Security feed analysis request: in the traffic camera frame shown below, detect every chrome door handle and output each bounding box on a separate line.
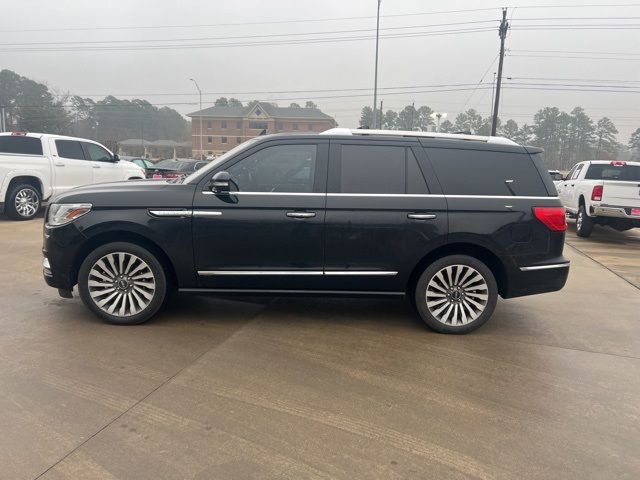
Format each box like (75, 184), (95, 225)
(54, 162), (65, 167)
(286, 212), (315, 218)
(93, 165), (101, 169)
(408, 213), (436, 220)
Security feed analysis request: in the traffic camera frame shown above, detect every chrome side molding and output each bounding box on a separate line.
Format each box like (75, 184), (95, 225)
(197, 270), (398, 276)
(519, 263), (570, 271)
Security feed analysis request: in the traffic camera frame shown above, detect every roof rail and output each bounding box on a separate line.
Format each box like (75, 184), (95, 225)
(320, 127), (519, 146)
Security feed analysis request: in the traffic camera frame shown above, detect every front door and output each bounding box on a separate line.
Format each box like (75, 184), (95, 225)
(324, 140), (448, 293)
(81, 141), (120, 183)
(192, 139), (328, 290)
(50, 139), (93, 194)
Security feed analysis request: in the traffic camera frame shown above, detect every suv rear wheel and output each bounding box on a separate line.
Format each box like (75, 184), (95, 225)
(576, 204), (594, 238)
(78, 242), (167, 325)
(414, 255), (498, 334)
(6, 183), (41, 220)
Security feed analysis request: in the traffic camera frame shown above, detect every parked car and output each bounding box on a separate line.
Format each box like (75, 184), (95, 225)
(120, 156), (155, 172)
(548, 169), (563, 185)
(146, 158), (207, 179)
(0, 132), (145, 220)
(42, 128), (569, 333)
(557, 160), (640, 237)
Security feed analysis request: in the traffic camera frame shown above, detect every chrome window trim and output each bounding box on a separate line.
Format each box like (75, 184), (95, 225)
(192, 211), (223, 217)
(519, 263), (570, 271)
(197, 270), (398, 276)
(201, 191), (559, 200)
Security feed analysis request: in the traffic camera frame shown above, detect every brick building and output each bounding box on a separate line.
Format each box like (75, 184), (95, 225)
(187, 102), (337, 158)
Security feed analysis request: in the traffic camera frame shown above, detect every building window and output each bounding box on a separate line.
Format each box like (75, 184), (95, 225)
(236, 121), (242, 129)
(221, 121), (227, 129)
(221, 137), (228, 144)
(255, 108), (262, 116)
(207, 120), (212, 129)
(276, 122), (283, 130)
(207, 151), (213, 155)
(293, 123), (299, 130)
(236, 137), (242, 144)
(249, 121), (268, 130)
(308, 124), (313, 131)
(207, 136), (212, 144)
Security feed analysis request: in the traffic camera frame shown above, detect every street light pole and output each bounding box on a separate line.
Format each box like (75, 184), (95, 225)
(190, 78), (203, 159)
(372, 0), (381, 129)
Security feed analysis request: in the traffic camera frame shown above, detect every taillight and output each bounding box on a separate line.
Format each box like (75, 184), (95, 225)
(533, 206), (566, 232)
(610, 161), (626, 166)
(591, 185), (603, 201)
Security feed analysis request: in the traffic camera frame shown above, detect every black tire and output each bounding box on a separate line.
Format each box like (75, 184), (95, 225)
(414, 255), (498, 334)
(5, 183), (41, 220)
(576, 204), (594, 238)
(78, 242), (167, 325)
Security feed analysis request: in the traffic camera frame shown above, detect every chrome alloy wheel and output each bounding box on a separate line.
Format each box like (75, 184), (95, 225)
(576, 210), (583, 231)
(14, 188), (39, 218)
(425, 264), (489, 326)
(87, 252), (156, 317)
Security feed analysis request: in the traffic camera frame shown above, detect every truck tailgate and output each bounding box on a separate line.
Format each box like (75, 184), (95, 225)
(603, 181), (640, 208)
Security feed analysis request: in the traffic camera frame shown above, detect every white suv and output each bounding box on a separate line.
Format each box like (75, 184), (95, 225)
(0, 132), (145, 220)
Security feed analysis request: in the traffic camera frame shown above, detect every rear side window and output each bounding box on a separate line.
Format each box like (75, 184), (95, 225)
(426, 148), (548, 196)
(0, 136), (43, 155)
(55, 140), (85, 160)
(340, 145), (405, 194)
(585, 164), (640, 181)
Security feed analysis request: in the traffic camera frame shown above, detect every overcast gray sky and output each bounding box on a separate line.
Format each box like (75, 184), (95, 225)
(2, 0), (639, 139)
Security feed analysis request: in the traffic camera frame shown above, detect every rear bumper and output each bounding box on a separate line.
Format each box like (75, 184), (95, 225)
(0, 202), (4, 214)
(504, 259), (570, 299)
(591, 204), (640, 220)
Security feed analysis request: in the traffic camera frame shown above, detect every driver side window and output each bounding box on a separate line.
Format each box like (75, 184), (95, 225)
(227, 144), (317, 193)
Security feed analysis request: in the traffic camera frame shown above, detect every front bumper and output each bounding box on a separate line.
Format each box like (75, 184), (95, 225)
(42, 221), (87, 290)
(591, 204), (640, 220)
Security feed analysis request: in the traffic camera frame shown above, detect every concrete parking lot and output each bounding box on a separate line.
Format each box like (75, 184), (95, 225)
(0, 216), (639, 480)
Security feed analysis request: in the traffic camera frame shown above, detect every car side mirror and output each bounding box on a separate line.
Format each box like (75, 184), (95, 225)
(112, 153), (120, 162)
(210, 171), (231, 194)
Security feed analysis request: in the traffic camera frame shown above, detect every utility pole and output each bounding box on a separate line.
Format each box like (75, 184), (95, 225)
(190, 78), (203, 159)
(491, 8), (509, 136)
(489, 72), (497, 119)
(379, 100), (383, 129)
(372, 0), (382, 129)
(0, 106), (6, 132)
(410, 101), (415, 130)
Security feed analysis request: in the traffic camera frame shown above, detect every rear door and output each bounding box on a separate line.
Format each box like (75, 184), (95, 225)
(51, 139), (93, 193)
(192, 139), (328, 290)
(324, 139), (448, 293)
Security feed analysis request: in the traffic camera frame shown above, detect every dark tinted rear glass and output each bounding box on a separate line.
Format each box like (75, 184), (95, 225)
(340, 145), (405, 194)
(426, 148), (549, 196)
(55, 140), (85, 160)
(407, 148), (429, 194)
(585, 164), (640, 181)
(0, 136), (43, 155)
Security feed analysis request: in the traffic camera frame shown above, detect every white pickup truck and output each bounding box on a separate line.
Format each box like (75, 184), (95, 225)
(557, 160), (640, 237)
(0, 132), (145, 220)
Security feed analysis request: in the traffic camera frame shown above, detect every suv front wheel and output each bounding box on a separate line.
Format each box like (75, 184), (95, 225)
(414, 255), (498, 334)
(78, 242), (167, 325)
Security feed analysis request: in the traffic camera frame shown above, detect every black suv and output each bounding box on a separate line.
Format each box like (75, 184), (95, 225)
(42, 129), (569, 333)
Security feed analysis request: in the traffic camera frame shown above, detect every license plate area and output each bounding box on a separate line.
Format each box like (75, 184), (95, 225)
(631, 208), (640, 216)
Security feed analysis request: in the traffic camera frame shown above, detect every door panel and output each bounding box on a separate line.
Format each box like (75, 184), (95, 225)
(81, 142), (121, 184)
(192, 140), (328, 290)
(324, 140), (448, 292)
(50, 139), (93, 194)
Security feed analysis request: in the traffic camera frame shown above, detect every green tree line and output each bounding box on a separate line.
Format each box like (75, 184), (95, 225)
(0, 69), (190, 151)
(360, 104), (639, 170)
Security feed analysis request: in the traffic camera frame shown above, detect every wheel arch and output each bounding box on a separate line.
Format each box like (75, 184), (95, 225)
(407, 242), (509, 298)
(6, 175), (44, 198)
(72, 230), (178, 288)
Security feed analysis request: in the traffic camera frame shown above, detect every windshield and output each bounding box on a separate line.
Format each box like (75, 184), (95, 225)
(182, 137), (262, 184)
(585, 164), (640, 181)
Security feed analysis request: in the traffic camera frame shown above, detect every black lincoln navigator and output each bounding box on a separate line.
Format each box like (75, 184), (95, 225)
(42, 128), (569, 333)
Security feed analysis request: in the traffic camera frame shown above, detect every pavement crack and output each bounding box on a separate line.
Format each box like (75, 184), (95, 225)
(565, 242), (639, 291)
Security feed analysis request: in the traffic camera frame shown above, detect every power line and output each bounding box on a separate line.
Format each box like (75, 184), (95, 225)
(511, 49), (640, 56)
(508, 53), (640, 61)
(0, 27), (497, 53)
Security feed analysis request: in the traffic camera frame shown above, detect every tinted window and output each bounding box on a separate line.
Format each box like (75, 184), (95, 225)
(585, 164), (640, 181)
(55, 140), (85, 160)
(227, 144), (317, 193)
(83, 142), (112, 162)
(571, 164), (583, 180)
(406, 148), (429, 194)
(0, 136), (43, 155)
(340, 145), (405, 194)
(426, 148), (548, 196)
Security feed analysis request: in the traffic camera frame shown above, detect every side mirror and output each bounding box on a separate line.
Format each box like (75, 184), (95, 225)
(113, 153), (120, 162)
(210, 171), (231, 194)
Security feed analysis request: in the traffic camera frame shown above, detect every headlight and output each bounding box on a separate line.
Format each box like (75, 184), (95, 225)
(48, 203), (92, 227)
